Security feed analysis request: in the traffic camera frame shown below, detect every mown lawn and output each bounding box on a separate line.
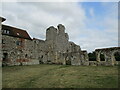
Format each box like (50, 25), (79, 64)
(2, 64), (118, 88)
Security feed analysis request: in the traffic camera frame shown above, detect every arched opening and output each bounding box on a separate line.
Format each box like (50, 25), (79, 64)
(65, 55), (71, 65)
(25, 54), (28, 58)
(88, 52), (96, 61)
(3, 53), (8, 61)
(114, 52), (120, 61)
(41, 55), (43, 58)
(39, 55), (43, 64)
(2, 53), (8, 66)
(100, 53), (105, 61)
(67, 50), (68, 52)
(66, 60), (71, 65)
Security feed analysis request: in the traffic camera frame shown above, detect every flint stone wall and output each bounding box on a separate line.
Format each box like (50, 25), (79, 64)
(95, 47), (120, 66)
(2, 23), (119, 66)
(2, 35), (39, 66)
(2, 24), (88, 66)
(45, 24), (82, 65)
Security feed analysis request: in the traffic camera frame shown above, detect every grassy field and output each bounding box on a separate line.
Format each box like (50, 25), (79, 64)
(2, 64), (118, 88)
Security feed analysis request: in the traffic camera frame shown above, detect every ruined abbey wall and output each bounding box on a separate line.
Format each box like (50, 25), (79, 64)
(1, 18), (119, 66)
(44, 24), (90, 65)
(95, 47), (120, 66)
(2, 35), (39, 66)
(2, 24), (88, 66)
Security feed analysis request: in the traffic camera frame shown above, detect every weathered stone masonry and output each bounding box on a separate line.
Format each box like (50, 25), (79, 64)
(0, 17), (6, 66)
(1, 24), (89, 66)
(95, 47), (120, 66)
(1, 18), (120, 66)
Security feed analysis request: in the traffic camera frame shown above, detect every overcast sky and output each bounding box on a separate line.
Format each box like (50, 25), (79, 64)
(1, 1), (118, 52)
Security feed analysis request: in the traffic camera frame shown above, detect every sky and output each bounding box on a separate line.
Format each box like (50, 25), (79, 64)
(1, 1), (118, 52)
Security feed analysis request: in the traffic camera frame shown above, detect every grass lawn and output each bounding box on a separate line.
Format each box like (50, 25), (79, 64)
(2, 64), (118, 88)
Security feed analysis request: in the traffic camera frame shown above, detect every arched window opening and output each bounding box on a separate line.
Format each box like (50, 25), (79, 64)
(88, 52), (96, 61)
(25, 54), (28, 58)
(66, 60), (71, 65)
(39, 55), (44, 64)
(65, 56), (71, 65)
(3, 53), (8, 61)
(100, 54), (105, 61)
(114, 52), (120, 61)
(41, 55), (43, 59)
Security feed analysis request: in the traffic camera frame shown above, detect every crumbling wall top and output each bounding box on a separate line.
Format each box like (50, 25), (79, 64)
(57, 24), (65, 34)
(46, 26), (57, 31)
(0, 17), (6, 22)
(33, 38), (45, 43)
(95, 47), (120, 52)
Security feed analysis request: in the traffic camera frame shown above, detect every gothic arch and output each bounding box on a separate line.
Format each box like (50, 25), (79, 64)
(100, 53), (105, 61)
(96, 51), (106, 62)
(111, 50), (120, 65)
(111, 50), (119, 60)
(114, 52), (120, 61)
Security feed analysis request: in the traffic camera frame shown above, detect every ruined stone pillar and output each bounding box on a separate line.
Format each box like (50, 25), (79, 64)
(110, 52), (115, 66)
(105, 52), (114, 66)
(81, 51), (89, 66)
(95, 51), (101, 66)
(46, 26), (57, 41)
(95, 51), (100, 62)
(57, 24), (65, 34)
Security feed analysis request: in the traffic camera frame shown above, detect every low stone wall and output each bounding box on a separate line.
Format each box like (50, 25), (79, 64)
(89, 61), (97, 66)
(2, 59), (39, 66)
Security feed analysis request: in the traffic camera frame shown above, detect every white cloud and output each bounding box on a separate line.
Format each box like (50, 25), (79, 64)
(89, 8), (94, 17)
(1, 0), (120, 2)
(2, 2), (86, 39)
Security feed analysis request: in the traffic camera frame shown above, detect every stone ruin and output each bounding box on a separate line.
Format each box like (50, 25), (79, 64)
(88, 47), (120, 66)
(95, 47), (120, 66)
(0, 17), (119, 66)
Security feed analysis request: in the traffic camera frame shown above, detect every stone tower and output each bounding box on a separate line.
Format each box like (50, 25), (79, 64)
(46, 26), (57, 41)
(57, 24), (69, 53)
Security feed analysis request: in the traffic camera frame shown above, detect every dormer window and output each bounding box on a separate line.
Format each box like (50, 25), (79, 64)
(3, 30), (6, 33)
(2, 29), (10, 34)
(6, 30), (10, 34)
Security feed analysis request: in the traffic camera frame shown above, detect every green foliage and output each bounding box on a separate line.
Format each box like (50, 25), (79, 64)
(88, 52), (96, 61)
(100, 54), (105, 61)
(114, 52), (120, 61)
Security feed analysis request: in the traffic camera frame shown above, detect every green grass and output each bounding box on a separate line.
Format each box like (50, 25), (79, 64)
(2, 64), (118, 88)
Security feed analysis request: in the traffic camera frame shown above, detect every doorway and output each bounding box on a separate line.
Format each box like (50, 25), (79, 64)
(100, 53), (105, 61)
